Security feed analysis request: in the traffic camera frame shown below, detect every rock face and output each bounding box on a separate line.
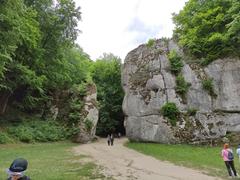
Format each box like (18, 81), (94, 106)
(74, 83), (99, 143)
(122, 39), (240, 144)
(44, 83), (99, 143)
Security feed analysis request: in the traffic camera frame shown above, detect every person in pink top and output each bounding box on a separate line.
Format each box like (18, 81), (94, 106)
(221, 143), (237, 177)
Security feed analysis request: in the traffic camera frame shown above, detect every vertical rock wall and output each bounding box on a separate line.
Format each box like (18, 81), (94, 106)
(122, 39), (240, 144)
(74, 83), (99, 143)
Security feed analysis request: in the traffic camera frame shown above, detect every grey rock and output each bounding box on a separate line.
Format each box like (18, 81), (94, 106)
(122, 39), (240, 144)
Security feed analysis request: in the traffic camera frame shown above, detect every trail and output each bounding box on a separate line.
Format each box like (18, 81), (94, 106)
(73, 138), (221, 180)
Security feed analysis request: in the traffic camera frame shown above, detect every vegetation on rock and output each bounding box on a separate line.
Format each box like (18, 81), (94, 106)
(175, 75), (191, 98)
(202, 78), (216, 97)
(187, 108), (198, 116)
(168, 50), (184, 75)
(146, 38), (155, 48)
(161, 102), (180, 126)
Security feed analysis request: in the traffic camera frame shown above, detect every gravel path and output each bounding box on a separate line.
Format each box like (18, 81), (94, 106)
(73, 138), (221, 180)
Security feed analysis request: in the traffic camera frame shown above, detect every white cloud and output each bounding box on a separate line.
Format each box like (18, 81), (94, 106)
(74, 0), (188, 61)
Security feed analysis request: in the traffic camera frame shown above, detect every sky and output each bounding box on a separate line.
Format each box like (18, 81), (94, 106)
(74, 0), (188, 61)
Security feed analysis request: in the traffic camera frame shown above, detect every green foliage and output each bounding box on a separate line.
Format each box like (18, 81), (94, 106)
(202, 78), (216, 97)
(0, 0), (84, 115)
(175, 75), (191, 96)
(84, 119), (93, 132)
(7, 120), (67, 143)
(91, 53), (124, 136)
(0, 132), (13, 144)
(187, 108), (198, 116)
(161, 102), (180, 126)
(168, 50), (184, 75)
(173, 0), (240, 64)
(146, 38), (155, 48)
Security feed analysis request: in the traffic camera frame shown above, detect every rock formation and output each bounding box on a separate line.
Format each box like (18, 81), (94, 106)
(122, 39), (240, 144)
(44, 83), (99, 143)
(74, 83), (99, 143)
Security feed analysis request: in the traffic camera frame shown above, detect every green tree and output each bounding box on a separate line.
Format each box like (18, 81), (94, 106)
(0, 0), (42, 114)
(173, 0), (239, 64)
(0, 0), (82, 114)
(91, 54), (124, 136)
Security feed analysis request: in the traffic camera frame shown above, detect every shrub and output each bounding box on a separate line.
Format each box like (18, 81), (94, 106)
(202, 78), (216, 97)
(168, 50), (184, 75)
(84, 119), (93, 132)
(0, 132), (13, 144)
(8, 126), (34, 143)
(187, 108), (198, 116)
(146, 38), (155, 48)
(7, 120), (67, 143)
(175, 75), (191, 96)
(161, 102), (180, 126)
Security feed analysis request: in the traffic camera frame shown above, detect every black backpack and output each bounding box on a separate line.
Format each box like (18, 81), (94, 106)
(228, 150), (234, 161)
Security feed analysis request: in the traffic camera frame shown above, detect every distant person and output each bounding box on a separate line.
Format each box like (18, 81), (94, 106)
(6, 158), (31, 180)
(118, 132), (121, 138)
(221, 143), (237, 177)
(107, 134), (111, 146)
(110, 133), (114, 146)
(236, 144), (240, 163)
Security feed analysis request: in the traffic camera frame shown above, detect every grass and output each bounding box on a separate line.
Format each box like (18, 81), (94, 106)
(126, 142), (240, 179)
(0, 142), (106, 180)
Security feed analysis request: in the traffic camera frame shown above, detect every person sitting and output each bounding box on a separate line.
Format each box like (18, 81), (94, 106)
(6, 158), (31, 180)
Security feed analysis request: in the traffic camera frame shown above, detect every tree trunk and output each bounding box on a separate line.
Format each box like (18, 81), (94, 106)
(0, 90), (11, 115)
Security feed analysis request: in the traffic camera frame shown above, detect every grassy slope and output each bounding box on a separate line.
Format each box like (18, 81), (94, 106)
(126, 142), (240, 178)
(0, 142), (105, 180)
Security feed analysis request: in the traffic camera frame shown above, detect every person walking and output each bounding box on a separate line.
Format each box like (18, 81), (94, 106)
(221, 143), (238, 178)
(110, 133), (114, 146)
(6, 158), (31, 180)
(107, 134), (111, 146)
(236, 144), (240, 163)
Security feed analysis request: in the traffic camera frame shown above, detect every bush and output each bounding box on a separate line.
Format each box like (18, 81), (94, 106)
(7, 120), (67, 143)
(0, 132), (13, 144)
(161, 102), (180, 126)
(168, 50), (184, 75)
(84, 119), (93, 132)
(146, 38), (155, 48)
(202, 78), (216, 97)
(175, 75), (191, 95)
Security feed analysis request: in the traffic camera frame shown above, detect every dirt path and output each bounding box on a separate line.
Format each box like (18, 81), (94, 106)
(73, 138), (221, 180)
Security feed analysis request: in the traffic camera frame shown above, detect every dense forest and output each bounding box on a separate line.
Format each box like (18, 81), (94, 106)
(0, 0), (124, 143)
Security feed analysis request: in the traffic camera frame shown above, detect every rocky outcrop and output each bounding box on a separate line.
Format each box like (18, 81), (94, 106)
(74, 83), (99, 143)
(44, 83), (99, 143)
(122, 39), (240, 144)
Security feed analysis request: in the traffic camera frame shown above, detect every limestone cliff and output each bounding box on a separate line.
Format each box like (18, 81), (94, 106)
(122, 39), (240, 144)
(74, 83), (99, 143)
(45, 83), (99, 143)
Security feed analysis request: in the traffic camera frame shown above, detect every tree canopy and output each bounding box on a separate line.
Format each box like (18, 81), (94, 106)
(173, 0), (240, 65)
(91, 54), (124, 136)
(0, 0), (83, 113)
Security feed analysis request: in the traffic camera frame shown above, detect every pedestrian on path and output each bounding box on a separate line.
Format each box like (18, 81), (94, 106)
(110, 133), (114, 146)
(221, 143), (238, 178)
(107, 134), (111, 146)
